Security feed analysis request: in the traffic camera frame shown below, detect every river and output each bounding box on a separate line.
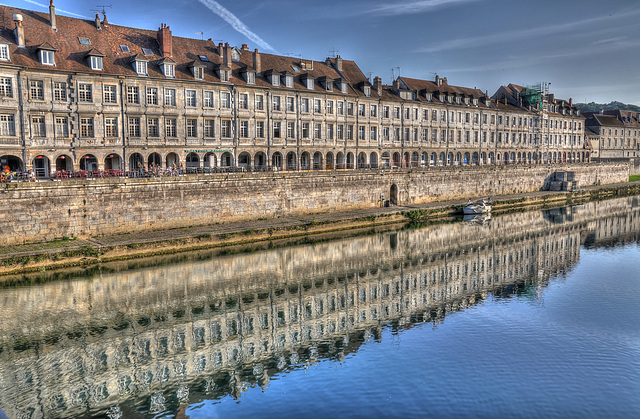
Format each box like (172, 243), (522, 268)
(1, 197), (639, 418)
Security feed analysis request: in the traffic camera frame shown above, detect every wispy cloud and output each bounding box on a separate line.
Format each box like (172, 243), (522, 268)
(197, 0), (276, 52)
(21, 0), (89, 18)
(419, 9), (640, 53)
(364, 0), (483, 16)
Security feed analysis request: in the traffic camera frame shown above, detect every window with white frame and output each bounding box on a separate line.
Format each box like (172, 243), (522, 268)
(347, 103), (354, 116)
(146, 87), (158, 105)
(148, 117), (159, 137)
(337, 124), (344, 140)
(166, 118), (177, 137)
(247, 72), (255, 84)
(163, 63), (175, 78)
(327, 100), (334, 114)
(135, 60), (147, 76)
(220, 69), (230, 82)
(239, 93), (248, 109)
(78, 83), (92, 102)
(30, 80), (44, 100)
(0, 114), (15, 136)
(128, 117), (140, 137)
(314, 99), (322, 114)
(186, 119), (197, 137)
(272, 95), (281, 111)
(204, 91), (214, 107)
(364, 86), (370, 97)
(80, 117), (94, 137)
(186, 90), (196, 107)
(220, 92), (230, 109)
(287, 122), (295, 138)
(337, 101), (344, 115)
(89, 56), (103, 71)
(193, 66), (204, 80)
(256, 94), (264, 110)
(256, 121), (265, 138)
(204, 119), (215, 137)
(31, 116), (45, 137)
(0, 77), (12, 97)
(358, 125), (365, 140)
(0, 44), (9, 61)
(102, 85), (117, 103)
(314, 123), (322, 139)
(370, 126), (377, 141)
(221, 120), (231, 137)
(165, 88), (176, 106)
(273, 121), (281, 138)
(126, 86), (139, 104)
(327, 123), (334, 140)
(358, 104), (365, 117)
(286, 97), (295, 112)
(39, 50), (55, 66)
(104, 117), (117, 137)
(347, 125), (353, 140)
(55, 116), (69, 137)
(285, 75), (293, 88)
(302, 122), (310, 139)
(370, 105), (377, 117)
(301, 98), (309, 113)
(53, 82), (66, 101)
(239, 120), (249, 137)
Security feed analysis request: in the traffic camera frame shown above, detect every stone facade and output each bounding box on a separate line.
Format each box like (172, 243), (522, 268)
(0, 162), (629, 245)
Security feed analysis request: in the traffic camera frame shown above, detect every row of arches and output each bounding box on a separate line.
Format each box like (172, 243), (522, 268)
(1, 149), (591, 177)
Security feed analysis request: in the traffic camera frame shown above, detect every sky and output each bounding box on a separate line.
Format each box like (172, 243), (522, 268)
(9, 0), (640, 105)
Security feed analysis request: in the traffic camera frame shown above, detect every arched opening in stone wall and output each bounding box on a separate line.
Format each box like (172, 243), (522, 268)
(104, 154), (121, 170)
(271, 152), (283, 170)
(336, 152), (344, 169)
(148, 152), (161, 168)
(237, 152), (251, 168)
(430, 152), (436, 166)
(79, 154), (97, 172)
(204, 152), (217, 168)
(392, 152), (400, 167)
(370, 152), (379, 169)
(33, 155), (51, 177)
(166, 152), (180, 168)
(300, 151), (311, 170)
(325, 152), (334, 170)
(286, 151), (297, 170)
(254, 152), (267, 169)
(129, 153), (144, 171)
(186, 152), (200, 168)
(56, 154), (73, 171)
(381, 152), (390, 168)
(357, 152), (367, 169)
(313, 152), (323, 170)
(390, 183), (398, 206)
(0, 155), (23, 172)
(346, 152), (355, 169)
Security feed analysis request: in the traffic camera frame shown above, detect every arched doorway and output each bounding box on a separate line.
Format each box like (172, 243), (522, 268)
(438, 152), (445, 166)
(313, 152), (323, 170)
(430, 152), (436, 166)
(326, 152), (334, 170)
(220, 152), (233, 167)
(381, 152), (391, 168)
(166, 152), (179, 169)
(370, 152), (379, 169)
(447, 152), (453, 166)
(33, 155), (51, 177)
(80, 154), (97, 171)
(472, 152), (479, 165)
(421, 152), (427, 167)
(254, 152), (267, 170)
(286, 151), (297, 170)
(346, 152), (355, 169)
(390, 183), (398, 206)
(411, 151), (419, 167)
(392, 152), (401, 167)
(104, 154), (121, 170)
(0, 155), (23, 172)
(129, 153), (144, 171)
(56, 154), (73, 171)
(148, 152), (161, 168)
(464, 152), (470, 165)
(186, 152), (200, 168)
(357, 152), (367, 169)
(455, 152), (461, 165)
(237, 151), (251, 169)
(300, 151), (311, 170)
(204, 152), (217, 168)
(403, 152), (410, 168)
(272, 152), (283, 170)
(336, 152), (345, 169)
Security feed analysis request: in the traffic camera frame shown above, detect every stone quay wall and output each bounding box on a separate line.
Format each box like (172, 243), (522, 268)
(1, 162), (629, 245)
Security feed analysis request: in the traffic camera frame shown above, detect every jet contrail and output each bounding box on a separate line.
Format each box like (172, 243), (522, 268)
(197, 0), (277, 52)
(21, 0), (90, 18)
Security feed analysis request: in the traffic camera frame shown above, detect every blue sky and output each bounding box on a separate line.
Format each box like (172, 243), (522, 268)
(11, 0), (640, 105)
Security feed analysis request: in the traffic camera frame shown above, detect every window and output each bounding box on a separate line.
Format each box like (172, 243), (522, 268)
(370, 105), (377, 117)
(127, 86), (139, 104)
(142, 48), (153, 55)
(327, 123), (334, 140)
(163, 63), (175, 78)
(186, 119), (197, 137)
(120, 45), (130, 52)
(287, 122), (295, 138)
(347, 125), (353, 140)
(128, 117), (140, 137)
(348, 103), (354, 116)
(220, 69), (230, 82)
(204, 91), (214, 107)
(314, 99), (322, 114)
(39, 50), (55, 66)
(370, 126), (377, 141)
(186, 90), (196, 107)
(78, 83), (92, 102)
(239, 93), (248, 109)
(302, 122), (310, 139)
(327, 100), (334, 114)
(395, 107), (400, 119)
(0, 77), (12, 97)
(0, 44), (10, 61)
(166, 118), (177, 137)
(256, 121), (265, 138)
(221, 92), (231, 109)
(104, 117), (117, 137)
(273, 121), (281, 138)
(193, 66), (204, 80)
(31, 116), (45, 137)
(358, 125), (365, 140)
(204, 119), (215, 137)
(256, 95), (264, 110)
(30, 80), (44, 100)
(383, 127), (390, 141)
(221, 120), (231, 138)
(80, 117), (94, 137)
(314, 123), (322, 139)
(198, 55), (210, 62)
(89, 56), (103, 71)
(301, 98), (309, 113)
(165, 88), (176, 106)
(337, 124), (344, 140)
(364, 86), (371, 97)
(338, 101), (344, 115)
(147, 117), (159, 137)
(135, 60), (147, 76)
(55, 116), (69, 137)
(358, 104), (365, 117)
(285, 75), (293, 88)
(286, 97), (295, 112)
(146, 87), (158, 105)
(0, 114), (15, 136)
(52, 82), (66, 101)
(247, 72), (255, 84)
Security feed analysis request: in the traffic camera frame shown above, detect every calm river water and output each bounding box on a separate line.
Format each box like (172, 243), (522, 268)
(1, 197), (640, 418)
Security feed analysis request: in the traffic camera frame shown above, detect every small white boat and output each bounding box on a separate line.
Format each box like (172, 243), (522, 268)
(463, 198), (492, 215)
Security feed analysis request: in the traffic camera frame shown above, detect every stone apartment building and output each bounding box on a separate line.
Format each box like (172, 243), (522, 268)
(583, 110), (640, 159)
(0, 2), (588, 177)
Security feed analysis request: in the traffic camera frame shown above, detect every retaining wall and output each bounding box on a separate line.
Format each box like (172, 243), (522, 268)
(0, 162), (629, 245)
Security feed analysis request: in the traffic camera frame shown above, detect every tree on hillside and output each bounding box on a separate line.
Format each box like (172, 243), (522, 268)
(576, 101), (640, 113)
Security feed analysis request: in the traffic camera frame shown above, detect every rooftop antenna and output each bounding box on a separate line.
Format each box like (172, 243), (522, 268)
(329, 47), (339, 58)
(91, 5), (111, 19)
(366, 72), (373, 83)
(286, 53), (303, 60)
(195, 31), (204, 41)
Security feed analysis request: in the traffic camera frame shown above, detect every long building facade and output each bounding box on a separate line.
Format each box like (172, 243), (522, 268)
(0, 3), (588, 177)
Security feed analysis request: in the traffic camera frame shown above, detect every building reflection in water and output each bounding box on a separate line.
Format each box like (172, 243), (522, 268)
(0, 196), (639, 418)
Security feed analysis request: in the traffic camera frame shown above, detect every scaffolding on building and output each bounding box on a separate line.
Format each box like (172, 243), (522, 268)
(520, 83), (545, 111)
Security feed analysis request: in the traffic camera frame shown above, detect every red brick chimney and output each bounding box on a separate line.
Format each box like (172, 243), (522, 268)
(253, 48), (261, 73)
(569, 98), (573, 107)
(157, 23), (172, 57)
(218, 42), (223, 57)
(373, 76), (382, 96)
(103, 12), (109, 27)
(224, 42), (231, 67)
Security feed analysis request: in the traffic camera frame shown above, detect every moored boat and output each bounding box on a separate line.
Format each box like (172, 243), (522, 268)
(463, 198), (492, 215)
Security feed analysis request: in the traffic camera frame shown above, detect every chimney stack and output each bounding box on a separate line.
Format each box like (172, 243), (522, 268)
(373, 76), (382, 96)
(335, 55), (343, 72)
(157, 23), (172, 57)
(49, 0), (56, 30)
(253, 48), (261, 73)
(13, 14), (24, 48)
(103, 12), (109, 27)
(241, 44), (249, 51)
(435, 74), (440, 86)
(218, 43), (223, 57)
(95, 14), (101, 30)
(569, 98), (573, 107)
(224, 42), (231, 67)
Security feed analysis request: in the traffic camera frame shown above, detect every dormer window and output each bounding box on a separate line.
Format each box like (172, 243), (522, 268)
(447, 95), (453, 103)
(218, 66), (230, 82)
(231, 48), (240, 62)
(246, 71), (255, 84)
(425, 93), (432, 101)
(304, 76), (314, 90)
(326, 80), (333, 92)
(86, 49), (105, 71)
(463, 97), (469, 105)
(439, 94), (445, 102)
(335, 78), (347, 94)
(285, 75), (293, 88)
(364, 86), (371, 97)
(473, 98), (478, 106)
(0, 44), (11, 61)
(131, 55), (148, 76)
(37, 43), (57, 66)
(159, 58), (176, 78)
